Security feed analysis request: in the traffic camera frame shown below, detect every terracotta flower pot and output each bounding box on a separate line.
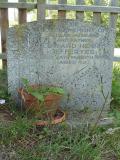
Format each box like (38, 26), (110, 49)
(18, 85), (63, 118)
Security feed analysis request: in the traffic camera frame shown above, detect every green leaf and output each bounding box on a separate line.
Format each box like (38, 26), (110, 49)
(49, 87), (64, 95)
(27, 86), (34, 93)
(31, 92), (44, 102)
(21, 78), (29, 87)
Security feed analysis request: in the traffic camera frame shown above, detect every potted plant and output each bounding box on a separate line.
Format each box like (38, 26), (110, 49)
(18, 78), (65, 126)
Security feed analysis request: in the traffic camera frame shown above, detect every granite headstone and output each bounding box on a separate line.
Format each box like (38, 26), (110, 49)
(7, 20), (115, 110)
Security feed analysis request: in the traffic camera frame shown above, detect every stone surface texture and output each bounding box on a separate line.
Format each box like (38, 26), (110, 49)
(7, 20), (115, 110)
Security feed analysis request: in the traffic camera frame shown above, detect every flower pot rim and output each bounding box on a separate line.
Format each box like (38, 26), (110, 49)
(34, 109), (66, 126)
(18, 84), (64, 96)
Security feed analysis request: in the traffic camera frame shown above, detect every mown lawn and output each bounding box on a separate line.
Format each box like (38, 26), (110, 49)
(0, 63), (120, 160)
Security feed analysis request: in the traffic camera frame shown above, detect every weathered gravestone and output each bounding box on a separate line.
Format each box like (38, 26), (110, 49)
(7, 20), (115, 110)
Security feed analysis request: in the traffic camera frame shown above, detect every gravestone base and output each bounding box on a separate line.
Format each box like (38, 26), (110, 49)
(65, 109), (114, 128)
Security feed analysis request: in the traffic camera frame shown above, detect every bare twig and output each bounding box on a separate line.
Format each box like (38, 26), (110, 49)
(91, 75), (110, 132)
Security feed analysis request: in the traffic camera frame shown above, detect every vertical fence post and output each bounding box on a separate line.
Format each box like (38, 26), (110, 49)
(0, 0), (9, 68)
(37, 0), (46, 20)
(18, 0), (27, 24)
(109, 0), (118, 57)
(109, 0), (118, 29)
(58, 0), (67, 19)
(76, 0), (84, 20)
(93, 0), (101, 24)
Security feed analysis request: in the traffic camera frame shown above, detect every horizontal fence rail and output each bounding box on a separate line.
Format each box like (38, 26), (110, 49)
(113, 56), (120, 62)
(0, 1), (120, 67)
(43, 4), (120, 13)
(0, 2), (36, 9)
(0, 3), (120, 14)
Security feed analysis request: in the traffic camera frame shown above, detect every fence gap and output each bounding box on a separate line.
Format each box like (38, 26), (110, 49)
(109, 0), (118, 29)
(37, 0), (46, 20)
(58, 0), (67, 19)
(93, 0), (101, 24)
(19, 0), (27, 24)
(76, 0), (84, 20)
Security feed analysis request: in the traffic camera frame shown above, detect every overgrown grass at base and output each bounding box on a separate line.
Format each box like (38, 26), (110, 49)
(0, 119), (102, 160)
(1, 117), (120, 160)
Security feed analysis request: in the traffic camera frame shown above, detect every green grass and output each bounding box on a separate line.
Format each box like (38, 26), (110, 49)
(111, 62), (120, 108)
(0, 118), (102, 160)
(0, 117), (34, 144)
(0, 115), (120, 160)
(0, 69), (8, 99)
(15, 127), (101, 160)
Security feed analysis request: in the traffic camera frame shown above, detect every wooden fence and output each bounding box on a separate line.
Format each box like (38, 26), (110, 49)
(0, 0), (120, 69)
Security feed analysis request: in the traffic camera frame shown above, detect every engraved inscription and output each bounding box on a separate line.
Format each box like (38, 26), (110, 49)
(40, 26), (110, 64)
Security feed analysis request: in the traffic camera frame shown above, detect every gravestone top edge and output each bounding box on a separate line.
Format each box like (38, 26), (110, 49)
(7, 19), (115, 35)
